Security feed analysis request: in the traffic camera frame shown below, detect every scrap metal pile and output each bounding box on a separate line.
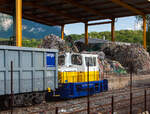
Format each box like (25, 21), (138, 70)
(40, 34), (150, 74)
(40, 34), (79, 53)
(82, 51), (127, 75)
(40, 34), (66, 52)
(102, 43), (150, 74)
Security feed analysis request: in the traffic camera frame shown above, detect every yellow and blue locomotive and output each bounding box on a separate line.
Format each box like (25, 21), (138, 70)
(57, 52), (108, 98)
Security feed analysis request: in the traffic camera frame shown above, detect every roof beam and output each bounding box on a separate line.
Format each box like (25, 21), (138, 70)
(0, 1), (60, 26)
(23, 13), (60, 26)
(0, 7), (60, 26)
(23, 2), (86, 23)
(64, 0), (112, 19)
(88, 21), (112, 26)
(110, 0), (145, 16)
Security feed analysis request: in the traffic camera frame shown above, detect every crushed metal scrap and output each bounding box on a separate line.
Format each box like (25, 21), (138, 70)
(102, 43), (150, 74)
(39, 34), (79, 53)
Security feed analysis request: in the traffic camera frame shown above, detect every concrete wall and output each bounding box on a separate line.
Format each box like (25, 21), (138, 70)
(108, 74), (150, 90)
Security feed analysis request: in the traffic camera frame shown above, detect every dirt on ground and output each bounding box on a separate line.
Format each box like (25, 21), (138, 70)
(1, 74), (150, 114)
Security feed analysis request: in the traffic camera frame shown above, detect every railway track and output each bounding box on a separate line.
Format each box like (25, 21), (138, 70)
(1, 87), (149, 114)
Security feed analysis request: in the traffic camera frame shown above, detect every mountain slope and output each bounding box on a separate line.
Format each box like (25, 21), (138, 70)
(0, 13), (61, 39)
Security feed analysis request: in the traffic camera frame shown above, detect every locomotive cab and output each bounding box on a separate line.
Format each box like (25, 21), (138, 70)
(58, 52), (101, 83)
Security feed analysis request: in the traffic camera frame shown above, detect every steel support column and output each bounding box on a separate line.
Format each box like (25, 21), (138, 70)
(143, 16), (146, 49)
(111, 18), (115, 42)
(16, 0), (22, 47)
(13, 0), (16, 45)
(85, 23), (88, 45)
(61, 25), (64, 40)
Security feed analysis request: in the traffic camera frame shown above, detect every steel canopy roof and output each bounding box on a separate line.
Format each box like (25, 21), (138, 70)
(0, 0), (150, 26)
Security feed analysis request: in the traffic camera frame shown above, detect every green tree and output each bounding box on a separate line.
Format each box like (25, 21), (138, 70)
(65, 30), (143, 44)
(22, 38), (42, 47)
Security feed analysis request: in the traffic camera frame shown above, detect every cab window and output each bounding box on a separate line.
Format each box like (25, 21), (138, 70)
(71, 54), (82, 65)
(58, 55), (65, 65)
(85, 57), (96, 66)
(93, 57), (96, 66)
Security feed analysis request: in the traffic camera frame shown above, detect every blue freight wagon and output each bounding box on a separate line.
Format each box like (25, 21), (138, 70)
(0, 46), (58, 108)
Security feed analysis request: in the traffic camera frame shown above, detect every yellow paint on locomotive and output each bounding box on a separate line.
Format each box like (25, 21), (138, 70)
(58, 71), (100, 83)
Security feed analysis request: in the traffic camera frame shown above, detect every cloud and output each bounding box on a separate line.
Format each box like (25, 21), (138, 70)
(126, 27), (133, 30)
(22, 25), (27, 30)
(64, 29), (70, 35)
(29, 27), (35, 32)
(37, 27), (45, 32)
(134, 21), (142, 30)
(28, 27), (45, 33)
(0, 13), (13, 31)
(2, 19), (12, 31)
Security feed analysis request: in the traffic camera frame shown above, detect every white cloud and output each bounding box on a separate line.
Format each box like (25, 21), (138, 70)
(22, 25), (27, 30)
(126, 27), (133, 30)
(0, 13), (13, 31)
(28, 27), (45, 33)
(2, 19), (12, 31)
(64, 29), (70, 35)
(134, 21), (142, 30)
(37, 27), (45, 32)
(29, 27), (35, 32)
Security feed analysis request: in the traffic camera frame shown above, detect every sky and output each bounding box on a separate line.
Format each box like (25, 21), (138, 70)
(64, 16), (142, 35)
(0, 13), (142, 37)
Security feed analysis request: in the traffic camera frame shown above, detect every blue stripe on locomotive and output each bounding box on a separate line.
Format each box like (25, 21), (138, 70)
(59, 79), (108, 99)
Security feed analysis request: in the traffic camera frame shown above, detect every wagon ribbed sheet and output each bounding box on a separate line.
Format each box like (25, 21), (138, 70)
(0, 46), (58, 95)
